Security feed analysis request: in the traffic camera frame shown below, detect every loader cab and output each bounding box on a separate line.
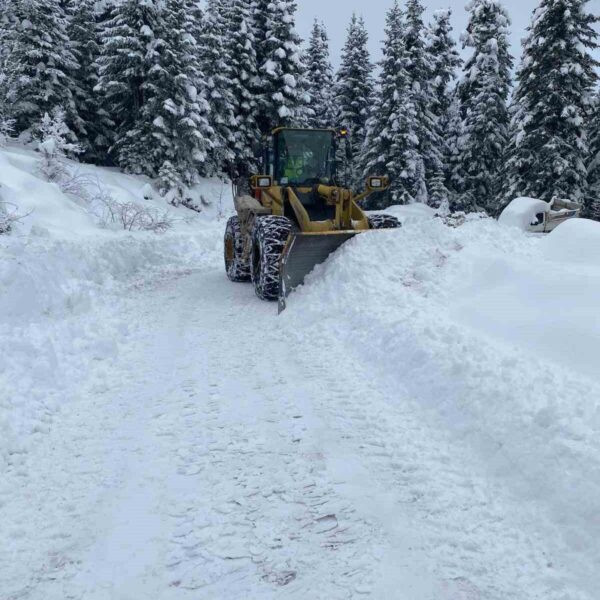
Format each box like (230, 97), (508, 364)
(266, 128), (338, 188)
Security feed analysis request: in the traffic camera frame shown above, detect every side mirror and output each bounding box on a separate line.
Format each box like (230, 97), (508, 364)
(367, 176), (390, 192)
(251, 175), (273, 190)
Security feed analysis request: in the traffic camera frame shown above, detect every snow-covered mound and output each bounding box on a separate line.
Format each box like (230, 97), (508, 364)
(0, 143), (231, 466)
(498, 196), (549, 230)
(541, 217), (600, 265)
(283, 216), (600, 590)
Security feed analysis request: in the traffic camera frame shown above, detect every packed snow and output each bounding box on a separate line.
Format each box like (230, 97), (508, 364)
(1, 144), (599, 599)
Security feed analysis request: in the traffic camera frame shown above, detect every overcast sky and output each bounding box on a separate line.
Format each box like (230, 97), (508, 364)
(294, 0), (600, 69)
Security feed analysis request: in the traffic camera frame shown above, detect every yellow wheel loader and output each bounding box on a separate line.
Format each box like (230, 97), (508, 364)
(224, 127), (400, 308)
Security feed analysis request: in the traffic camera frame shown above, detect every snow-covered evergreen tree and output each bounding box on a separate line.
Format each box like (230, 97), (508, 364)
(362, 1), (423, 207)
(404, 0), (442, 204)
(64, 0), (112, 162)
(37, 108), (82, 182)
(0, 0), (80, 138)
(456, 0), (513, 213)
(336, 14), (373, 190)
(228, 0), (261, 182)
(587, 91), (600, 220)
(253, 0), (308, 134)
(95, 0), (163, 172)
(503, 0), (599, 209)
(199, 0), (237, 176)
(305, 20), (335, 128)
(447, 90), (467, 208)
(139, 0), (214, 189)
(426, 9), (461, 206)
(96, 0), (213, 182)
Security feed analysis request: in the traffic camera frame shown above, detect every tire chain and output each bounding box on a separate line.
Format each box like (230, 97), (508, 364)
(225, 216), (251, 282)
(367, 214), (402, 229)
(251, 216), (293, 300)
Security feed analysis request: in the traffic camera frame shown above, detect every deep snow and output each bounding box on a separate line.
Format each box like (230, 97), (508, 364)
(1, 144), (599, 599)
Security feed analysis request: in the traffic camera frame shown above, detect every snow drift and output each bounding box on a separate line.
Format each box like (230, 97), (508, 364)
(0, 144), (232, 468)
(283, 215), (600, 595)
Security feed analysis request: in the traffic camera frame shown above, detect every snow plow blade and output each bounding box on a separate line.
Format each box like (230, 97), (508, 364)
(278, 231), (359, 312)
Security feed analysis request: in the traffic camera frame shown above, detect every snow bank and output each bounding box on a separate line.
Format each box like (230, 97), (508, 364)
(541, 217), (600, 265)
(0, 144), (231, 468)
(282, 217), (600, 586)
(499, 196), (548, 230)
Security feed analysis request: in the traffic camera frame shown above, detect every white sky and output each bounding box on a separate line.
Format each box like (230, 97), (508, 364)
(294, 0), (600, 69)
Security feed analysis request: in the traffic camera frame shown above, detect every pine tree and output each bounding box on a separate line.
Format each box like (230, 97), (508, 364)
(95, 0), (163, 172)
(228, 0), (261, 182)
(305, 20), (335, 128)
(64, 0), (112, 162)
(336, 14), (373, 190)
(253, 0), (308, 134)
(199, 0), (237, 176)
(503, 0), (599, 209)
(0, 0), (80, 138)
(426, 9), (461, 207)
(404, 0), (442, 204)
(140, 0), (214, 191)
(587, 90), (600, 220)
(457, 0), (513, 213)
(447, 90), (467, 209)
(96, 0), (213, 182)
(361, 1), (423, 207)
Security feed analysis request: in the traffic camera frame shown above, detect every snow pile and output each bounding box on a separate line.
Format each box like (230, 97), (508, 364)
(541, 217), (600, 265)
(0, 143), (231, 468)
(283, 216), (600, 592)
(498, 196), (549, 230)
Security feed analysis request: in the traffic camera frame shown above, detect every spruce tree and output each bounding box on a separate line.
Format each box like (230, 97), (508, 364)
(336, 14), (373, 190)
(305, 20), (335, 129)
(0, 0), (80, 138)
(362, 1), (423, 207)
(457, 0), (513, 213)
(199, 0), (237, 176)
(426, 9), (461, 207)
(587, 91), (600, 220)
(95, 0), (163, 172)
(253, 0), (308, 134)
(96, 0), (213, 182)
(404, 0), (442, 204)
(64, 0), (112, 162)
(141, 0), (214, 193)
(503, 0), (599, 209)
(228, 0), (261, 182)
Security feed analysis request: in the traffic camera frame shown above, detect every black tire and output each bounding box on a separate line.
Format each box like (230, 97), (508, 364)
(368, 214), (402, 229)
(224, 216), (251, 282)
(251, 216), (293, 301)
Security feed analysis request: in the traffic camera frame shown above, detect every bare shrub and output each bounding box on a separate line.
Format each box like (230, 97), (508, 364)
(0, 201), (30, 234)
(91, 188), (174, 233)
(0, 114), (15, 147)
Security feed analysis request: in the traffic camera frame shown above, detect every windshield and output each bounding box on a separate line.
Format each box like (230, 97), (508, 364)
(275, 130), (336, 186)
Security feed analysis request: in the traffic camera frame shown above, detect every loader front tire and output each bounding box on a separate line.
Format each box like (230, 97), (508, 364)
(224, 216), (251, 282)
(368, 214), (401, 229)
(251, 216), (293, 301)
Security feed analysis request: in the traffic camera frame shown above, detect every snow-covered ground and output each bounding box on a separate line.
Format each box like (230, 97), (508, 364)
(1, 144), (599, 599)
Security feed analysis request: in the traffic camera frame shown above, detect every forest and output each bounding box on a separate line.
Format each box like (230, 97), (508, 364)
(0, 0), (598, 217)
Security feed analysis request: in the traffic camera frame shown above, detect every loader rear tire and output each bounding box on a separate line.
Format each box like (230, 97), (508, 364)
(368, 214), (401, 229)
(224, 216), (251, 282)
(251, 216), (293, 301)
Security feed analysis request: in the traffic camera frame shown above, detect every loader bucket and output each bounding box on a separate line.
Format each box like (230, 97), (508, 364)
(278, 231), (359, 312)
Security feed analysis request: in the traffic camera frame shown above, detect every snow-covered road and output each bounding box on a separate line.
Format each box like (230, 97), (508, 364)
(3, 228), (598, 599)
